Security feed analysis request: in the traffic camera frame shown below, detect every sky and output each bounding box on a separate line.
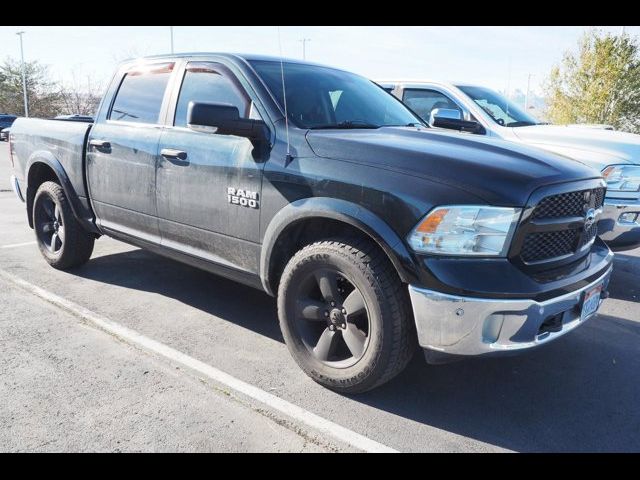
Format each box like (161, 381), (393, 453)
(2, 26), (638, 97)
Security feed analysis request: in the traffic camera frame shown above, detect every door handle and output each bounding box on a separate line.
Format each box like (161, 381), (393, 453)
(89, 139), (111, 150)
(161, 148), (188, 162)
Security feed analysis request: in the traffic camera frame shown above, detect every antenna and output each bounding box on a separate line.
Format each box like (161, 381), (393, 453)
(277, 27), (293, 165)
(505, 56), (511, 116)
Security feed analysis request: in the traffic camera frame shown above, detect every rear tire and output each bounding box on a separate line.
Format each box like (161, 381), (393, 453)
(33, 181), (94, 270)
(277, 238), (416, 394)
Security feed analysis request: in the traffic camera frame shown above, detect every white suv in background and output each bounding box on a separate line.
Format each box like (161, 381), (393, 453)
(379, 80), (640, 251)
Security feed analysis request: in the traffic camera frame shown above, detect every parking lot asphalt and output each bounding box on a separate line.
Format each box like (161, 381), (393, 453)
(1, 142), (639, 452)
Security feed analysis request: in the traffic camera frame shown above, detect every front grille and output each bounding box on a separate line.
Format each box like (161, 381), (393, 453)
(579, 223), (599, 249)
(521, 229), (579, 263)
(593, 188), (605, 209)
(532, 187), (605, 219)
(517, 186), (605, 264)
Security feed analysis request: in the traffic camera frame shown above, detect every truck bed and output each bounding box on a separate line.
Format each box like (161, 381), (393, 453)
(10, 117), (93, 202)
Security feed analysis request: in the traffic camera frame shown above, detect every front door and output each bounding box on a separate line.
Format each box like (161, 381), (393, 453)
(401, 88), (463, 126)
(87, 62), (175, 243)
(156, 61), (264, 273)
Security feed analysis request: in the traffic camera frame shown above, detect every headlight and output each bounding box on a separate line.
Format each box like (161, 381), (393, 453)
(407, 206), (521, 256)
(602, 165), (640, 192)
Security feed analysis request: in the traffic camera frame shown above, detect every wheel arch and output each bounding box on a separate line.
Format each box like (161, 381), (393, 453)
(25, 152), (98, 234)
(260, 198), (420, 296)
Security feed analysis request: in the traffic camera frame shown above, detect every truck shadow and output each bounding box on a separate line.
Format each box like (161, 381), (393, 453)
(366, 312), (640, 451)
(74, 248), (284, 343)
(74, 247), (640, 452)
(609, 253), (640, 302)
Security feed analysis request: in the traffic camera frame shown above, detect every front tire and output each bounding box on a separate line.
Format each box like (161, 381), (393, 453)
(33, 181), (95, 270)
(277, 238), (416, 393)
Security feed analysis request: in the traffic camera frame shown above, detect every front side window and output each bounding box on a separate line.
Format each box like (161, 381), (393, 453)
(456, 85), (540, 127)
(250, 60), (421, 129)
(109, 63), (173, 124)
(174, 62), (250, 127)
(403, 89), (461, 122)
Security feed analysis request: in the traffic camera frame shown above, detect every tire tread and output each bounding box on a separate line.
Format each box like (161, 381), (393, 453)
(34, 181), (94, 270)
(278, 237), (416, 393)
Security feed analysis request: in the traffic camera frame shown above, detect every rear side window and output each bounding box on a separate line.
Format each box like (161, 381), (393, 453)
(174, 62), (249, 127)
(109, 63), (173, 124)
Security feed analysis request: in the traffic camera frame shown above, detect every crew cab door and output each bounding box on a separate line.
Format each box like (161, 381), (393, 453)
(87, 62), (175, 243)
(156, 61), (264, 272)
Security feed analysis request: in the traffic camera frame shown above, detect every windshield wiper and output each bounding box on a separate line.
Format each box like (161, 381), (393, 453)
(506, 121), (537, 127)
(309, 120), (381, 130)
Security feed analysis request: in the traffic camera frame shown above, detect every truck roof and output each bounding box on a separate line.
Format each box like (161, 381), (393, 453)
(124, 52), (336, 69)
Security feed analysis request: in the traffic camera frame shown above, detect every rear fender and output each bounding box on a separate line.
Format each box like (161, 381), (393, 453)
(26, 152), (99, 234)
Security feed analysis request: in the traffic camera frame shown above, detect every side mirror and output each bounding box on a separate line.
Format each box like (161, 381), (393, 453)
(187, 102), (269, 147)
(429, 108), (483, 134)
(429, 108), (461, 125)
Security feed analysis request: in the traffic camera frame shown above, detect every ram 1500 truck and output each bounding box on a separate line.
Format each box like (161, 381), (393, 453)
(380, 80), (640, 251)
(9, 54), (613, 393)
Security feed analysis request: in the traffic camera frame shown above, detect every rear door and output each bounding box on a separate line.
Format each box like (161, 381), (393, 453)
(156, 61), (265, 273)
(87, 62), (174, 243)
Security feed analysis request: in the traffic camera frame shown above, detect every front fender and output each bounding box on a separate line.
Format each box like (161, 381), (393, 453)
(260, 197), (421, 295)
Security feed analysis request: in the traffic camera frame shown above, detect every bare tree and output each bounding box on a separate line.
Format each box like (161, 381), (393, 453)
(58, 71), (103, 116)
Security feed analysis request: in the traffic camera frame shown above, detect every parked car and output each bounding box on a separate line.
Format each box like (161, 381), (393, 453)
(8, 55), (613, 392)
(0, 114), (17, 140)
(380, 80), (640, 251)
(0, 127), (10, 142)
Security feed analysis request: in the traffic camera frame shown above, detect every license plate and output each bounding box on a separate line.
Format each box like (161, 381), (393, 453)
(581, 284), (603, 321)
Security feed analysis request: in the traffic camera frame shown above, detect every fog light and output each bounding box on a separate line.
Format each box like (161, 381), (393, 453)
(482, 314), (504, 343)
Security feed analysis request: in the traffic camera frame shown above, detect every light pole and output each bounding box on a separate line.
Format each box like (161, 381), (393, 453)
(299, 37), (311, 60)
(16, 31), (28, 118)
(170, 26), (174, 54)
(525, 73), (533, 110)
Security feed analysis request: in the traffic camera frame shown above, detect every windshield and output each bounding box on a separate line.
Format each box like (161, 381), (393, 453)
(250, 60), (422, 129)
(456, 85), (541, 127)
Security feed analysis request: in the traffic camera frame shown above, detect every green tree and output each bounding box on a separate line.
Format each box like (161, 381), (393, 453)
(0, 58), (62, 117)
(544, 29), (640, 133)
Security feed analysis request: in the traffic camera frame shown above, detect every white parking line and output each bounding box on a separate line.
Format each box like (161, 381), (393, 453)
(0, 241), (37, 249)
(0, 268), (398, 453)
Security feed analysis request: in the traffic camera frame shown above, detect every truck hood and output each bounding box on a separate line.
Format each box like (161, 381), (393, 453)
(511, 124), (640, 170)
(306, 127), (601, 206)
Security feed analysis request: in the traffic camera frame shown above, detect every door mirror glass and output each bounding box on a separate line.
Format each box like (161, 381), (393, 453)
(187, 102), (267, 140)
(428, 107), (462, 126)
(187, 102), (242, 134)
(187, 102), (269, 156)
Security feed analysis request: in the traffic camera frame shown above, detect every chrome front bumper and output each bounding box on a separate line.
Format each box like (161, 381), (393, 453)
(598, 198), (640, 250)
(408, 266), (612, 357)
(10, 175), (24, 202)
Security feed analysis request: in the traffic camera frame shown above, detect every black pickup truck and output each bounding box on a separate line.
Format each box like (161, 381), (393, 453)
(9, 54), (613, 393)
